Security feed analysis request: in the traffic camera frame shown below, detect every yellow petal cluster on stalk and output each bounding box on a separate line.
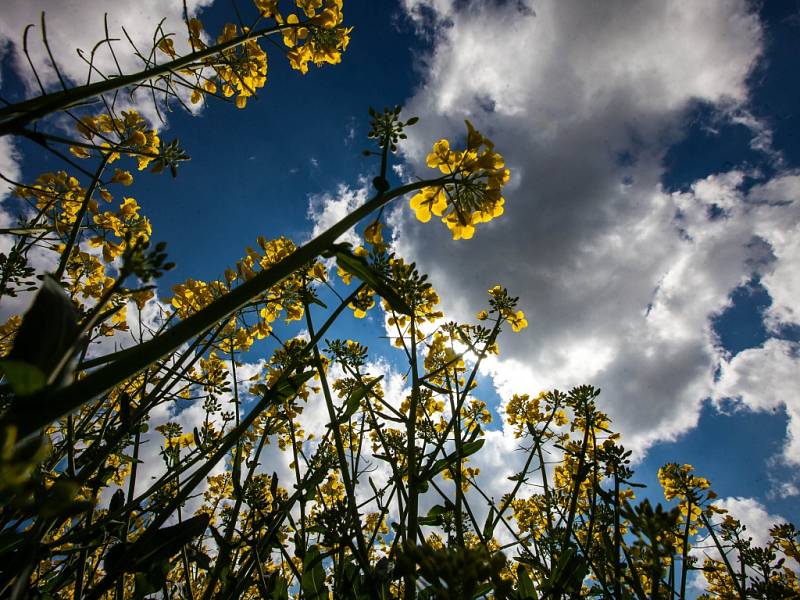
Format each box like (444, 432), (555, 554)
(363, 219), (386, 252)
(15, 171), (86, 229)
(510, 496), (548, 540)
(281, 0), (352, 74)
(409, 120), (510, 239)
(442, 463), (480, 492)
(658, 462), (717, 536)
(170, 235), (319, 351)
(91, 197), (152, 262)
(505, 309), (528, 332)
(254, 0), (280, 17)
(215, 24), (268, 109)
(0, 316), (21, 358)
(72, 110), (160, 169)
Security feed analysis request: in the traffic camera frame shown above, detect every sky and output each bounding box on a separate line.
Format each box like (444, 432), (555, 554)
(1, 0), (799, 577)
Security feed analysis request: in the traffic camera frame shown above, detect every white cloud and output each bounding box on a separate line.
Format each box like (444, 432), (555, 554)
(0, 137), (20, 201)
(0, 0), (214, 96)
(0, 0), (223, 325)
(689, 496), (794, 592)
(713, 339), (800, 464)
(0, 0), (218, 208)
(715, 496), (787, 550)
(305, 180), (369, 246)
(389, 0), (793, 459)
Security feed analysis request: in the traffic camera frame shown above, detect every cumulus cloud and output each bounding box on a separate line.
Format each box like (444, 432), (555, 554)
(0, 0), (214, 95)
(714, 496), (790, 549)
(387, 0), (799, 458)
(305, 179), (370, 246)
(689, 496), (797, 592)
(713, 339), (800, 464)
(0, 0), (217, 205)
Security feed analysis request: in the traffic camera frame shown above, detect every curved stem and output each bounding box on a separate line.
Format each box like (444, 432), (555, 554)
(7, 176), (447, 439)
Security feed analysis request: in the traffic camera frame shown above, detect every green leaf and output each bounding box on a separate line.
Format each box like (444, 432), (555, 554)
(428, 439), (485, 478)
(272, 370), (316, 403)
(105, 514), (210, 576)
(0, 360), (46, 396)
(418, 504), (448, 526)
(301, 545), (328, 600)
(264, 572), (289, 599)
(0, 530), (26, 555)
(7, 274), (79, 381)
(516, 565), (537, 599)
(541, 548), (587, 596)
(132, 560), (170, 600)
(483, 505), (497, 540)
(335, 250), (413, 316)
(186, 546), (212, 570)
(341, 376), (383, 422)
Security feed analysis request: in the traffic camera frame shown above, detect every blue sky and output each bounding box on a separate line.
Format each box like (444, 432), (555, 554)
(1, 0), (799, 561)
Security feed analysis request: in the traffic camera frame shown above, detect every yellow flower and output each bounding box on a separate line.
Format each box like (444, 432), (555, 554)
(443, 211), (475, 240)
(110, 168), (134, 186)
(254, 0), (280, 17)
(69, 145), (91, 159)
(426, 139), (457, 172)
(131, 289), (154, 310)
(364, 220), (385, 250)
(281, 1), (351, 74)
(476, 310), (488, 320)
(348, 287), (375, 318)
(165, 432), (195, 449)
(157, 37), (177, 58)
(409, 186), (447, 223)
(410, 121), (509, 239)
(505, 309), (528, 332)
(311, 261), (327, 281)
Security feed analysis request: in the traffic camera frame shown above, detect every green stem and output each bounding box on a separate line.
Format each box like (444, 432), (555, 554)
(0, 22), (291, 136)
(6, 176), (446, 439)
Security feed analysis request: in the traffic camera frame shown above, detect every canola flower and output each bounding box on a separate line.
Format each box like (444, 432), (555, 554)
(2, 4), (797, 596)
(410, 120), (510, 239)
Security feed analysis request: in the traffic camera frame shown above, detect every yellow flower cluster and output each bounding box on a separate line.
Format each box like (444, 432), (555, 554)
(363, 220), (386, 252)
(90, 197), (152, 263)
(105, 453), (133, 487)
(488, 285), (528, 332)
(166, 432), (196, 449)
(60, 249), (136, 337)
(442, 463), (480, 492)
(16, 171), (86, 229)
(72, 109), (160, 170)
(171, 236), (318, 351)
(658, 462), (718, 536)
(171, 278), (229, 319)
(410, 121), (509, 239)
(510, 496), (548, 540)
(319, 471), (346, 504)
(658, 463), (711, 503)
(505, 392), (548, 438)
(281, 0), (352, 74)
(214, 24), (268, 109)
(0, 316), (21, 357)
(178, 18), (267, 108)
(198, 352), (229, 394)
(462, 398), (492, 432)
(423, 332), (465, 385)
(399, 389), (445, 420)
